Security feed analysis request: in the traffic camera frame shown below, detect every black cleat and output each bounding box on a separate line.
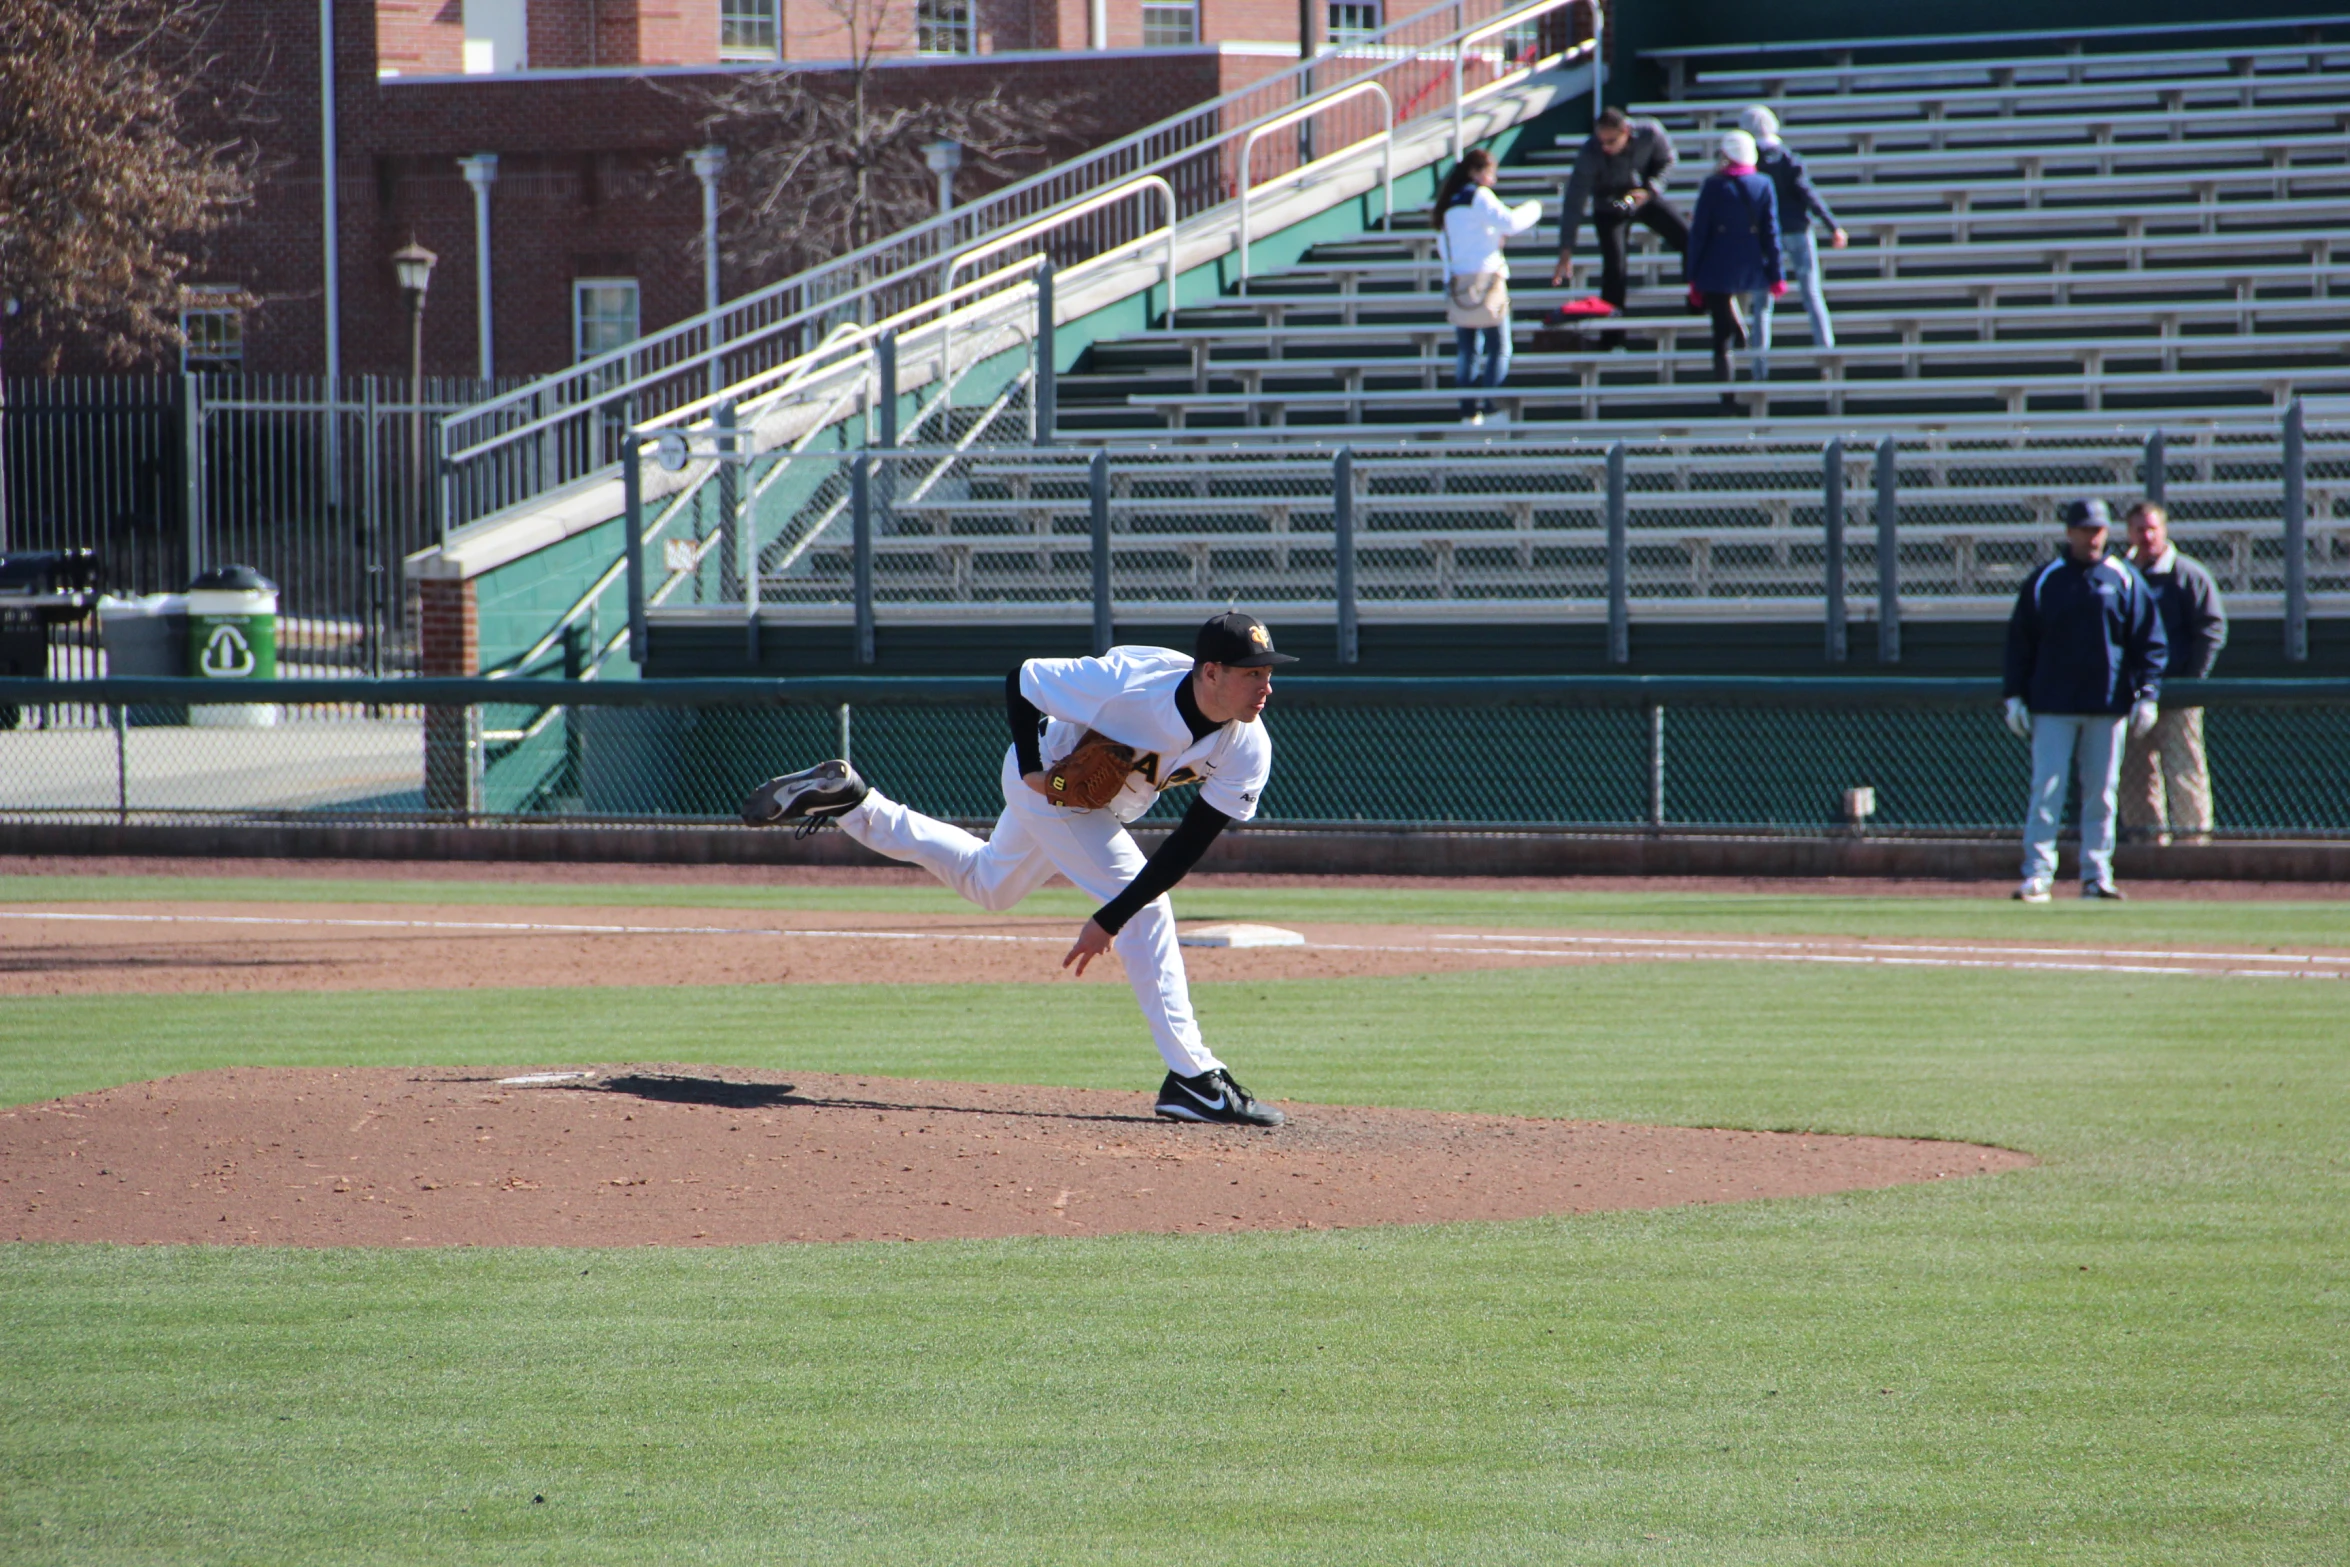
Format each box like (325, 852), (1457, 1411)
(1154, 1068), (1284, 1128)
(741, 760), (868, 835)
(2081, 882), (2128, 900)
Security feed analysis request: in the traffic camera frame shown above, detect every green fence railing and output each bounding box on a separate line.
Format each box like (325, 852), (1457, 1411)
(3, 676), (2345, 835)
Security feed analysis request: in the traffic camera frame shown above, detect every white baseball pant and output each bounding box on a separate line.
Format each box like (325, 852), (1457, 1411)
(834, 748), (1224, 1078)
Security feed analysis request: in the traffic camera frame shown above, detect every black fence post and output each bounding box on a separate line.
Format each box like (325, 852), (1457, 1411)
(1090, 449), (1112, 656)
(2144, 428), (2166, 507)
(1606, 441), (1628, 664)
(1824, 437), (1847, 663)
(876, 330), (898, 450)
(1875, 435), (1900, 665)
(1334, 447), (1358, 664)
(1035, 263), (1057, 447)
(2284, 398), (2307, 662)
(1647, 701), (1666, 831)
(852, 454), (875, 666)
(623, 416), (646, 664)
(716, 399), (741, 602)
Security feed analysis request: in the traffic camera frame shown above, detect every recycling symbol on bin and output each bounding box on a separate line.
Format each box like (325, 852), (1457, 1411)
(198, 623), (258, 678)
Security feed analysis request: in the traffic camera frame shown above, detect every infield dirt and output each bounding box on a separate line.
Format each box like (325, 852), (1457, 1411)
(1, 1066), (2031, 1247)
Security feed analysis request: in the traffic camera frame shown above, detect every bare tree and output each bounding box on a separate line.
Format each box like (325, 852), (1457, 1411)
(677, 0), (1093, 282)
(0, 0), (262, 371)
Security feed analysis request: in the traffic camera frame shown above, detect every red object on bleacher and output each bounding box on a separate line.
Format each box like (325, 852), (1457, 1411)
(1554, 296), (1616, 318)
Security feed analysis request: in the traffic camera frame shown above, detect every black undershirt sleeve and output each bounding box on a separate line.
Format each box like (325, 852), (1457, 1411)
(1092, 795), (1232, 936)
(1007, 667), (1044, 776)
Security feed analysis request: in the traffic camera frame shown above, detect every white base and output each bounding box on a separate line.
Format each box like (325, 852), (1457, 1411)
(1178, 922), (1306, 949)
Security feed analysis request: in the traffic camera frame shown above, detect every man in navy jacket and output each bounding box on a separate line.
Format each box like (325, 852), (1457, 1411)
(2002, 498), (2170, 901)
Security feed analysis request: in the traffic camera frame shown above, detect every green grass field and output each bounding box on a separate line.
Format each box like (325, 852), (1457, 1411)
(2, 873), (2344, 1564)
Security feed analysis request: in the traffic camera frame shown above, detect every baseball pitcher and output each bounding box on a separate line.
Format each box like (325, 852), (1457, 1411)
(741, 611), (1295, 1128)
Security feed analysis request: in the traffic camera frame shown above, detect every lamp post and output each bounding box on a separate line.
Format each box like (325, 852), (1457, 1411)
(689, 144), (728, 397)
(923, 138), (963, 218)
(456, 153), (498, 380)
(392, 239), (437, 537)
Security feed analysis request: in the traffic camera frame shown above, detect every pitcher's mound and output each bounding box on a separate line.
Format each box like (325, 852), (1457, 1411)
(1, 1066), (2029, 1247)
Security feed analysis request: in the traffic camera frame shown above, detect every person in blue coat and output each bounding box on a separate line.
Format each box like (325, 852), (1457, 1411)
(1684, 129), (1784, 407)
(2002, 498), (2171, 901)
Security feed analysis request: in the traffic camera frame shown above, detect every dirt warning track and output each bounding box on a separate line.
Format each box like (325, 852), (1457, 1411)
(3, 901), (2344, 995)
(0, 1066), (2031, 1247)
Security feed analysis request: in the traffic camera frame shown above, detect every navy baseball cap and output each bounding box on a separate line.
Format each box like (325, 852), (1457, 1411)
(1194, 611), (1299, 668)
(2064, 498), (2113, 529)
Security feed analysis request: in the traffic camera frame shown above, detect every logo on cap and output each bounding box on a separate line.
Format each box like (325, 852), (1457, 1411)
(1247, 624), (1269, 648)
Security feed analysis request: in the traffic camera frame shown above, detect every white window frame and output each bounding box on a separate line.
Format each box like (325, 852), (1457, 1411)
(916, 0), (976, 55)
(1327, 1), (1381, 43)
(1141, 0), (1197, 47)
(573, 278), (642, 366)
(719, 0), (782, 61)
(180, 288), (244, 372)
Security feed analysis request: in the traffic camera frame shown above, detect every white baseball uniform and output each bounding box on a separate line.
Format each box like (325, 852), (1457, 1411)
(834, 647), (1271, 1077)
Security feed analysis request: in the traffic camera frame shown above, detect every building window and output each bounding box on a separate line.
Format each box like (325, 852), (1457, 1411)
(181, 293), (243, 372)
(1327, 1), (1381, 42)
(575, 279), (641, 363)
(462, 0), (527, 73)
(719, 0), (781, 60)
(1141, 1), (1196, 47)
(916, 0), (975, 55)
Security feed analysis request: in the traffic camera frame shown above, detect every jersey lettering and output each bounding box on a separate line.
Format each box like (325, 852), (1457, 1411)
(1159, 765), (1204, 791)
(1130, 752), (1161, 785)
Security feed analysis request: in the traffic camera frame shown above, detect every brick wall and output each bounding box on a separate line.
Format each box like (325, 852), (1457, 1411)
(0, 0), (1277, 379)
(417, 578), (479, 674)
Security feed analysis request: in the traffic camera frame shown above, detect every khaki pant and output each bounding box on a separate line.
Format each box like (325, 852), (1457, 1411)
(2120, 706), (2214, 842)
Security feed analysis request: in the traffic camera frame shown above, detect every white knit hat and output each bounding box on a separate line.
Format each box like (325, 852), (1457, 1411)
(1718, 129), (1758, 166)
(1740, 105), (1780, 143)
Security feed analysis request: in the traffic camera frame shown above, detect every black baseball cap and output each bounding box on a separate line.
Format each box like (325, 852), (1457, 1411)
(1194, 611), (1299, 668)
(2063, 498), (2113, 529)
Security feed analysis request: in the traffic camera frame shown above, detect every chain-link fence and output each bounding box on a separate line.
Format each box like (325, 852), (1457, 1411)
(4, 676), (2344, 836)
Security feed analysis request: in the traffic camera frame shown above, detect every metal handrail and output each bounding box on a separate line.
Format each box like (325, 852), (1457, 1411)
(1456, 0), (1586, 161)
(1238, 84), (1395, 289)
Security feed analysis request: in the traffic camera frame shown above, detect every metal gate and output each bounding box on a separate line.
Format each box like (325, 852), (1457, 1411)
(0, 374), (501, 675)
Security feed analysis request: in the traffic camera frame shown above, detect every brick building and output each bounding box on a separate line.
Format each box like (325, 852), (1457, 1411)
(5, 0), (1344, 382)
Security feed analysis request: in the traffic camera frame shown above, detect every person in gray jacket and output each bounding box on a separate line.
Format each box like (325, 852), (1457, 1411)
(1549, 107), (1684, 347)
(2119, 500), (2228, 844)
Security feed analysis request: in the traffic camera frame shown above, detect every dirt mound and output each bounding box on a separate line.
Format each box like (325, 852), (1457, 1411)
(1, 1066), (2029, 1246)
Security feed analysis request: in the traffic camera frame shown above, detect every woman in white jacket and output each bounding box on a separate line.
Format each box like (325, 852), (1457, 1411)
(1434, 149), (1542, 424)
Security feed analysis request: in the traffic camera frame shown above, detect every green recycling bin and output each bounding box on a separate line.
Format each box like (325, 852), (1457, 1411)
(186, 565), (280, 727)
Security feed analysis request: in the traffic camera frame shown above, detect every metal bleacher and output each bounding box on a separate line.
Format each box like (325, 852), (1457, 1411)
(1058, 24), (2350, 435)
(729, 18), (2350, 628)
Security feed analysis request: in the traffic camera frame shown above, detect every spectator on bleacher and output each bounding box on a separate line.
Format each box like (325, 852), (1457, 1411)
(1684, 130), (1784, 409)
(1548, 107), (1683, 350)
(1738, 106), (1849, 379)
(1435, 149), (1542, 426)
(2120, 500), (2228, 845)
(2003, 498), (2170, 902)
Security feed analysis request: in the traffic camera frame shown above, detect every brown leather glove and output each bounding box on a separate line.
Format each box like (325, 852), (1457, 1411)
(1044, 730), (1137, 809)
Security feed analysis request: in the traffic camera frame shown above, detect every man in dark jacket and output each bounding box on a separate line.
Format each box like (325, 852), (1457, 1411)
(2119, 500), (2228, 843)
(1549, 107), (1684, 346)
(2003, 498), (2170, 901)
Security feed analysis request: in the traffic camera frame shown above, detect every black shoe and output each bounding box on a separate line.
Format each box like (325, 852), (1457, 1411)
(2081, 882), (2127, 900)
(1154, 1068), (1284, 1128)
(741, 760), (868, 835)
